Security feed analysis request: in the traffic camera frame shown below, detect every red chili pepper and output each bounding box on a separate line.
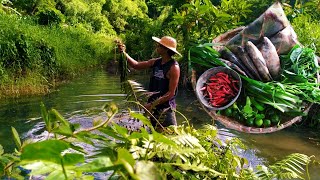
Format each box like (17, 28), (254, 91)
(202, 72), (239, 107)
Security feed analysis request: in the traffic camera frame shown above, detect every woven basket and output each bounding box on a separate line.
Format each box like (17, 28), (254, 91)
(192, 69), (311, 134)
(191, 28), (313, 134)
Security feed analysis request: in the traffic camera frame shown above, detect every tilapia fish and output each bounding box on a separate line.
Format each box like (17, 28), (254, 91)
(230, 46), (262, 80)
(226, 2), (289, 46)
(269, 25), (300, 55)
(258, 37), (281, 79)
(218, 58), (248, 77)
(220, 47), (255, 79)
(245, 41), (272, 81)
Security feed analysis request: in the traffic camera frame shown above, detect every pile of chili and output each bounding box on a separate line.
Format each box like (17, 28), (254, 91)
(200, 72), (239, 107)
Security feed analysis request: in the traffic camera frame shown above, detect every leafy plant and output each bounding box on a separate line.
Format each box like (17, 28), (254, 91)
(281, 45), (319, 83)
(0, 101), (314, 179)
(256, 153), (312, 180)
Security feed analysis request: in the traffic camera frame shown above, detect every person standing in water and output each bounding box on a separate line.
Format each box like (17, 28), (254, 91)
(117, 36), (181, 129)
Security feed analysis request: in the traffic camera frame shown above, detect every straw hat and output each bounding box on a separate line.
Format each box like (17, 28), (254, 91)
(152, 36), (182, 56)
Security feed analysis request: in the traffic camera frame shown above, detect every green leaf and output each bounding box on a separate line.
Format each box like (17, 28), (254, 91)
(99, 127), (128, 142)
(153, 131), (176, 146)
(117, 148), (135, 167)
(11, 127), (21, 150)
(113, 123), (128, 137)
(62, 153), (84, 166)
(52, 124), (74, 136)
(243, 97), (253, 117)
(21, 140), (70, 164)
(22, 162), (57, 175)
(135, 161), (160, 180)
(50, 109), (70, 126)
(46, 170), (65, 180)
(40, 102), (51, 132)
(128, 132), (144, 139)
(129, 112), (153, 129)
(77, 157), (115, 172)
(0, 145), (3, 155)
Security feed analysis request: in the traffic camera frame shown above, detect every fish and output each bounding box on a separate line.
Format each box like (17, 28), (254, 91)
(269, 26), (300, 55)
(226, 2), (289, 46)
(245, 41), (272, 81)
(231, 46), (263, 81)
(258, 37), (281, 79)
(218, 58), (248, 77)
(212, 26), (245, 51)
(219, 47), (255, 79)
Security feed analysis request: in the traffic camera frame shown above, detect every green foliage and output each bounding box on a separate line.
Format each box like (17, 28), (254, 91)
(0, 21), (58, 79)
(36, 6), (65, 25)
(256, 153), (312, 179)
(11, 0), (37, 14)
(283, 0), (320, 54)
(0, 102), (315, 179)
(171, 0), (232, 43)
(0, 12), (116, 97)
(126, 80), (150, 103)
(103, 0), (148, 33)
(220, 0), (253, 25)
(291, 14), (320, 53)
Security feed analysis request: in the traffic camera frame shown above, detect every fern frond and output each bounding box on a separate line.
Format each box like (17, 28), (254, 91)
(170, 134), (204, 150)
(256, 153), (311, 179)
(126, 80), (151, 103)
(163, 161), (225, 177)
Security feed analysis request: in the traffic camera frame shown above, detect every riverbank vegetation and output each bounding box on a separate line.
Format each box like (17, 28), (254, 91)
(1, 0), (320, 99)
(0, 101), (314, 179)
(0, 1), (319, 178)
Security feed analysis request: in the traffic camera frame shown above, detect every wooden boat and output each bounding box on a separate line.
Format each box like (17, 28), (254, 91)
(190, 28), (313, 134)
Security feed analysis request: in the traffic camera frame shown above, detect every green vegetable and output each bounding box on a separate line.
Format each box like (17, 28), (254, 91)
(188, 43), (225, 72)
(271, 114), (280, 125)
(246, 118), (254, 126)
(224, 108), (233, 116)
(263, 119), (271, 127)
(251, 97), (265, 111)
(243, 97), (253, 118)
(242, 76), (302, 113)
(281, 45), (319, 83)
(255, 119), (263, 127)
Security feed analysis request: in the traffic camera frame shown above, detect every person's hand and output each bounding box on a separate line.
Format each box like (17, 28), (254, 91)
(118, 43), (126, 53)
(115, 40), (126, 53)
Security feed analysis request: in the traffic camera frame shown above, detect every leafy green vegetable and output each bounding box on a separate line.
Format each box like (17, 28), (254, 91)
(188, 43), (225, 72)
(242, 76), (303, 113)
(281, 45), (319, 83)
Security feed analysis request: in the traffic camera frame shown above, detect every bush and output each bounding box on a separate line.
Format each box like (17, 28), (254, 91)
(0, 13), (116, 97)
(291, 14), (320, 53)
(36, 7), (65, 25)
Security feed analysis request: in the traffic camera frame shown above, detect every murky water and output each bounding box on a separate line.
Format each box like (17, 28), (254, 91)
(0, 69), (319, 178)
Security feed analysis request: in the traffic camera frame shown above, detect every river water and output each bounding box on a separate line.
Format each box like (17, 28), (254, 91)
(0, 69), (319, 178)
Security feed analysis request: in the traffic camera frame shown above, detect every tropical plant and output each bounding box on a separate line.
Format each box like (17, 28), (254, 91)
(103, 0), (148, 34)
(0, 100), (314, 179)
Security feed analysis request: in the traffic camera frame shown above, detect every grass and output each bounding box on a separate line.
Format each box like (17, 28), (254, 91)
(0, 13), (117, 98)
